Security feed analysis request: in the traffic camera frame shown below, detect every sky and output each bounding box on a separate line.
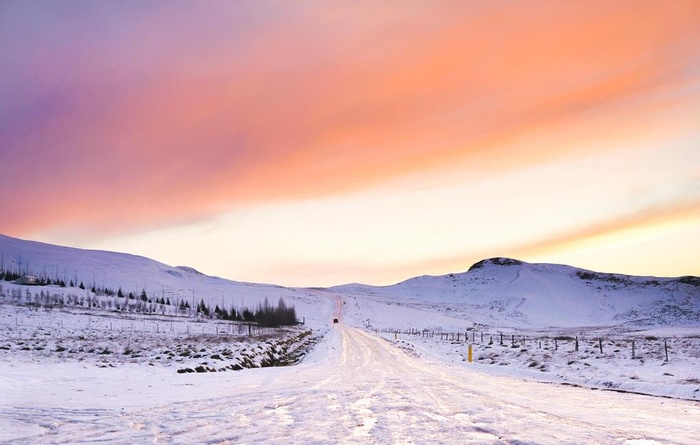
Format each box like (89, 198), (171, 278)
(1, 1), (699, 287)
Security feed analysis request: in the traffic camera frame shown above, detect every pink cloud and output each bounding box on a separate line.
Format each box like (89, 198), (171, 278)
(2, 1), (699, 238)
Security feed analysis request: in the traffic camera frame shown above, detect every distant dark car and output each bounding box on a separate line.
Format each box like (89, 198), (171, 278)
(333, 318), (339, 323)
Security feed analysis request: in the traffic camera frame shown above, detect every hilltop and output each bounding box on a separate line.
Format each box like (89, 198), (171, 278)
(2, 233), (698, 330)
(334, 257), (700, 329)
(0, 234), (332, 328)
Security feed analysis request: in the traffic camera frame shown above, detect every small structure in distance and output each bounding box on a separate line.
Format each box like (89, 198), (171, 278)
(14, 275), (38, 285)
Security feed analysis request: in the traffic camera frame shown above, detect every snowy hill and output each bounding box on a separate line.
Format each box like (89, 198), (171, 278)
(0, 234), (332, 328)
(3, 234), (698, 330)
(333, 257), (700, 329)
(2, 234), (700, 409)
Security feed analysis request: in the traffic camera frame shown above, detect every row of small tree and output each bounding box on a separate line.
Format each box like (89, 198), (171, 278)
(0, 268), (125, 295)
(1, 286), (172, 315)
(1, 282), (298, 327)
(255, 297), (298, 327)
(194, 297), (297, 327)
(195, 298), (254, 322)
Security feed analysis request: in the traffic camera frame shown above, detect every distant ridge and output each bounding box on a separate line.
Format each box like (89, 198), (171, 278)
(334, 257), (700, 328)
(470, 257), (700, 284)
(175, 265), (206, 276)
(468, 257), (524, 270)
(0, 233), (305, 316)
(2, 233), (698, 328)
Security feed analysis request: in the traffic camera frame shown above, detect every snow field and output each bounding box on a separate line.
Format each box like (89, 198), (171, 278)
(2, 237), (700, 443)
(0, 304), (318, 374)
(375, 329), (700, 401)
(332, 258), (700, 329)
(2, 307), (700, 443)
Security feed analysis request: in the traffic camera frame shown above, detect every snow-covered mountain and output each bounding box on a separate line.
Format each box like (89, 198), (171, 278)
(334, 257), (700, 329)
(0, 233), (332, 327)
(2, 233), (700, 402)
(2, 234), (698, 329)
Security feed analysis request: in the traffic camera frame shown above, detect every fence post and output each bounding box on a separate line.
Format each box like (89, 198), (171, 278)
(575, 336), (579, 352)
(632, 340), (635, 359)
(599, 339), (603, 354)
(468, 345), (473, 363)
(664, 340), (669, 362)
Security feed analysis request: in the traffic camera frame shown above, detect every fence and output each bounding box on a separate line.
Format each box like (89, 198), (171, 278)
(7, 314), (271, 337)
(374, 327), (698, 362)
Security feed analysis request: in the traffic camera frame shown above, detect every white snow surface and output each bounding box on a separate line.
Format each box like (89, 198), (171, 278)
(0, 234), (332, 328)
(1, 235), (700, 443)
(332, 257), (700, 329)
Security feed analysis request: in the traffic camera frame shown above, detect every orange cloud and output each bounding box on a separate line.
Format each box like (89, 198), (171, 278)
(2, 1), (699, 239)
(518, 194), (700, 250)
(376, 197), (700, 284)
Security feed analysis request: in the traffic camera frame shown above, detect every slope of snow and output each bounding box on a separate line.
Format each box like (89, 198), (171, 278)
(375, 328), (700, 401)
(0, 234), (332, 328)
(2, 316), (699, 444)
(2, 235), (700, 443)
(333, 257), (700, 329)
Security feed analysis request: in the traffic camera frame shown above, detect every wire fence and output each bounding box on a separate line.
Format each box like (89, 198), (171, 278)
(6, 313), (273, 337)
(374, 327), (700, 362)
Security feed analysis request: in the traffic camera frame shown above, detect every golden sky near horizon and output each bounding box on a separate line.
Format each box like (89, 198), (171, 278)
(1, 1), (699, 286)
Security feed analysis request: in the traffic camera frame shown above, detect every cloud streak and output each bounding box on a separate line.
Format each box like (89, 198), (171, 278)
(1, 1), (699, 284)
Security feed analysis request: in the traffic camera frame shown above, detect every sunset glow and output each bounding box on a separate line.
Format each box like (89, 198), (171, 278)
(2, 1), (699, 286)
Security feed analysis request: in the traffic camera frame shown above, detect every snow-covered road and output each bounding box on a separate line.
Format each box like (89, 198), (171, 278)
(2, 298), (699, 444)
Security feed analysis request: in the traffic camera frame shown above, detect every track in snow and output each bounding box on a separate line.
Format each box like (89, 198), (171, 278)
(2, 296), (699, 444)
